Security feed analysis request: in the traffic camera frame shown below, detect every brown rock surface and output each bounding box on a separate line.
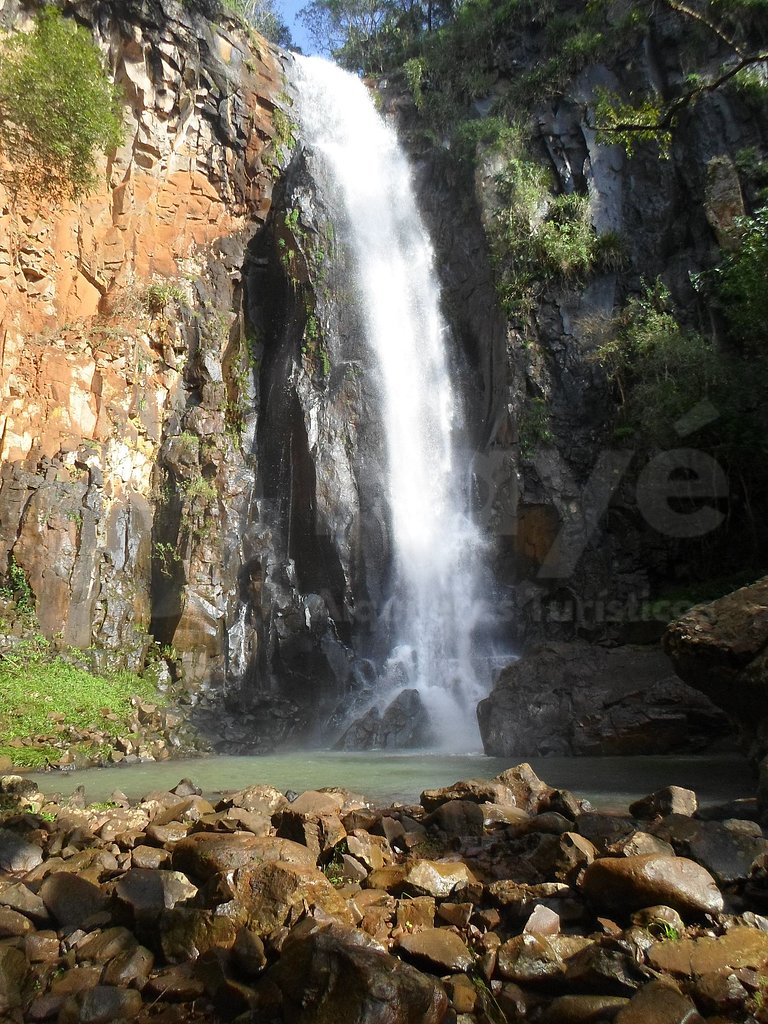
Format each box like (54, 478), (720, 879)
(581, 855), (724, 916)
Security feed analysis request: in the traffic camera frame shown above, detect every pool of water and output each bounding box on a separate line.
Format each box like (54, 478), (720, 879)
(27, 750), (755, 811)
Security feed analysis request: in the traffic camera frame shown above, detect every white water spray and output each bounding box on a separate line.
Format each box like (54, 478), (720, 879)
(294, 57), (487, 750)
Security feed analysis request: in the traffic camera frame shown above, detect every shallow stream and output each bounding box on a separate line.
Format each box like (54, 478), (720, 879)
(28, 751), (754, 811)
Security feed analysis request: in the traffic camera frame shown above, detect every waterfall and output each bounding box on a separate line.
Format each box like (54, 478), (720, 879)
(293, 56), (487, 750)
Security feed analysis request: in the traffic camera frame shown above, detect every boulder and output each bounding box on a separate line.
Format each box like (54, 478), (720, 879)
(0, 827), (43, 872)
(207, 859), (355, 933)
(172, 832), (316, 879)
(268, 922), (448, 1023)
(629, 786), (698, 820)
(614, 978), (704, 1023)
(396, 928), (473, 972)
(663, 576), (768, 761)
(40, 873), (108, 928)
(335, 689), (433, 750)
(402, 860), (480, 899)
(420, 779), (517, 811)
(478, 642), (729, 756)
(581, 855), (723, 917)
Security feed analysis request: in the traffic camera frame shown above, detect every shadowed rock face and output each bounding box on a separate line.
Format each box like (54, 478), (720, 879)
(477, 641), (729, 757)
(664, 577), (768, 767)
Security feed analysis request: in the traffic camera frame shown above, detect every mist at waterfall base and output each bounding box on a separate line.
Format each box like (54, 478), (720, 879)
(292, 56), (503, 752)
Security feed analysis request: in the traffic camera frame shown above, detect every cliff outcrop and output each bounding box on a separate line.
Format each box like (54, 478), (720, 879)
(0, 0), (284, 689)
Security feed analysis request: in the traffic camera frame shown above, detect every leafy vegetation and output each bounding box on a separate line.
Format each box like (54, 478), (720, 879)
(0, 633), (164, 769)
(0, 557), (35, 615)
(0, 8), (123, 201)
(710, 203), (768, 350)
(224, 0), (294, 46)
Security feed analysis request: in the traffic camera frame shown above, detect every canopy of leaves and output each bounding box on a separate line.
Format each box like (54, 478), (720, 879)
(0, 8), (123, 202)
(298, 0), (455, 71)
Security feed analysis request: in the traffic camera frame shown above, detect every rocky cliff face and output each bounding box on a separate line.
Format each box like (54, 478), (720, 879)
(0, 0), (285, 703)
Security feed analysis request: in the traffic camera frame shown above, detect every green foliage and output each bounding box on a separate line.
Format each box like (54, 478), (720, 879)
(153, 541), (182, 577)
(592, 280), (718, 444)
(1, 557), (34, 615)
(184, 474), (218, 504)
(0, 635), (163, 768)
(488, 136), (614, 315)
(593, 87), (672, 156)
(0, 8), (123, 201)
(711, 204), (768, 350)
(518, 397), (553, 456)
(224, 0), (294, 46)
(268, 106), (298, 175)
(144, 281), (187, 316)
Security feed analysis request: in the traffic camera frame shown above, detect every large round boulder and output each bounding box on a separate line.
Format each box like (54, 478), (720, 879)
(581, 854), (723, 916)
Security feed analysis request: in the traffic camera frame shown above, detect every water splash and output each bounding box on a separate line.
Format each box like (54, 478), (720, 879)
(293, 56), (488, 750)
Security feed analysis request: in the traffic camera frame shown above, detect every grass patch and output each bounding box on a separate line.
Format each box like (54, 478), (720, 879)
(0, 634), (164, 769)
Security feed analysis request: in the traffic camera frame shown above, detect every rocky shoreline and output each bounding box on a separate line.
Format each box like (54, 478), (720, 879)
(2, 764), (768, 1022)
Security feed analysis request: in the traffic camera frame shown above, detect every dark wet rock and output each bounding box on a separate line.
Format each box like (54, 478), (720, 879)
(268, 921), (448, 1024)
(171, 778), (203, 797)
(0, 826), (43, 872)
(114, 868), (198, 928)
(231, 926), (268, 978)
(420, 779), (517, 811)
(144, 962), (207, 1000)
(101, 943), (154, 988)
(493, 763), (554, 813)
(0, 944), (26, 1013)
(554, 832), (597, 884)
(608, 832), (675, 858)
(540, 994), (630, 1022)
(207, 859), (355, 933)
(130, 844), (172, 869)
(629, 786), (698, 820)
(651, 815), (768, 886)
(276, 807), (347, 859)
(664, 577), (768, 766)
(614, 978), (704, 1023)
(335, 689), (433, 750)
(0, 904), (33, 936)
(0, 879), (49, 924)
(396, 927), (473, 972)
(74, 926), (138, 964)
(40, 872), (108, 928)
(172, 831), (316, 880)
(479, 643), (728, 757)
(647, 926), (768, 976)
(57, 983), (144, 1024)
(582, 855), (724, 917)
(402, 860), (480, 898)
(423, 799), (484, 838)
(576, 813), (639, 852)
(564, 940), (655, 995)
(496, 932), (592, 985)
(160, 907), (240, 963)
(397, 896), (436, 931)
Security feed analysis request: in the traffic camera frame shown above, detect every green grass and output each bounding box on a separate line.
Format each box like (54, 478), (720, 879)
(0, 635), (164, 769)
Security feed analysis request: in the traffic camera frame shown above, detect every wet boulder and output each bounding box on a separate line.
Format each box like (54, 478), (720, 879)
(581, 855), (723, 917)
(267, 921), (448, 1024)
(172, 831), (316, 880)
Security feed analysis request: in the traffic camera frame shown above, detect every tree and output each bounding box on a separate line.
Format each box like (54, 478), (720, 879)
(0, 8), (123, 202)
(226, 0), (295, 48)
(297, 0), (455, 69)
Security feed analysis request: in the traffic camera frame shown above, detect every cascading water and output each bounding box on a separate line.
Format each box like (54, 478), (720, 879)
(293, 56), (488, 750)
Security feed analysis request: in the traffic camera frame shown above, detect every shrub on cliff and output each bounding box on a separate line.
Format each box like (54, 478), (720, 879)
(0, 7), (123, 201)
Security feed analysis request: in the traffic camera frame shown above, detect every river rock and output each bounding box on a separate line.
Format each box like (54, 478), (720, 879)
(540, 994), (631, 1022)
(208, 859), (355, 932)
(651, 815), (768, 885)
(629, 786), (698, 820)
(647, 926), (768, 976)
(614, 978), (704, 1023)
(0, 827), (43, 872)
(581, 855), (724, 916)
(113, 868), (198, 926)
(420, 779), (517, 811)
(424, 799), (484, 837)
(402, 859), (480, 898)
(493, 763), (554, 813)
(40, 873), (108, 927)
(58, 985), (144, 1024)
(0, 879), (49, 924)
(172, 831), (316, 879)
(268, 921), (448, 1023)
(396, 928), (473, 972)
